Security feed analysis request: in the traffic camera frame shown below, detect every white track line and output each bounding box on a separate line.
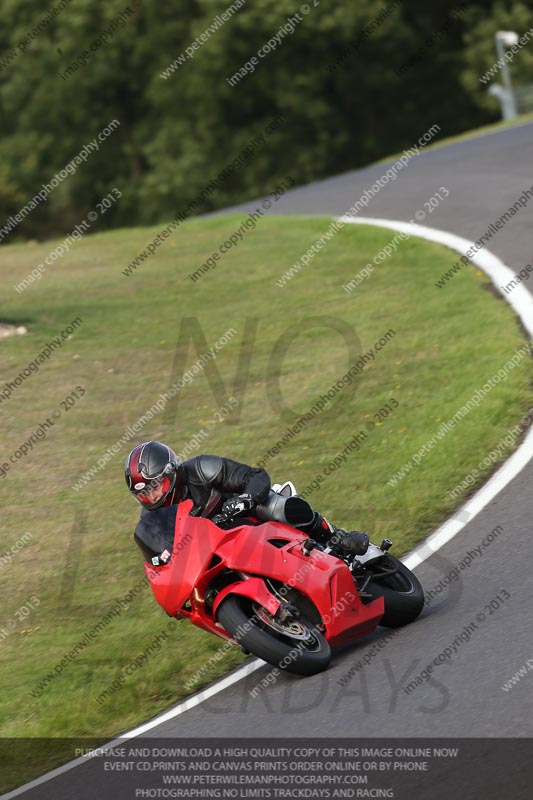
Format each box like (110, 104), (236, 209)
(6, 216), (533, 798)
(340, 216), (533, 570)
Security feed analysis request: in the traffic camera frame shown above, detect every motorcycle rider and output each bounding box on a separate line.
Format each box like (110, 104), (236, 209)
(125, 441), (369, 562)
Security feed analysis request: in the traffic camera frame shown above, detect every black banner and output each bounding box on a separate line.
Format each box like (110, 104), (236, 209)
(1, 738), (531, 800)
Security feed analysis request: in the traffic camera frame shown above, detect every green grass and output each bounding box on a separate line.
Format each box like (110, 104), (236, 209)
(373, 111), (533, 165)
(1, 213), (532, 790)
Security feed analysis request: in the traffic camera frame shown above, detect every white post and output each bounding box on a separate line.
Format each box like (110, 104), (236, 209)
(494, 31), (519, 120)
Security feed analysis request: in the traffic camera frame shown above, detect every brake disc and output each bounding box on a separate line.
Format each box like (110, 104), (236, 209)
(251, 602), (315, 641)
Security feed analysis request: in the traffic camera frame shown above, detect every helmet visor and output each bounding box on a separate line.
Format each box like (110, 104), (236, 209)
(137, 475), (172, 506)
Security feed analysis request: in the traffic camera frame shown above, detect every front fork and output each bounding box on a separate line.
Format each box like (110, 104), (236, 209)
(301, 537), (395, 599)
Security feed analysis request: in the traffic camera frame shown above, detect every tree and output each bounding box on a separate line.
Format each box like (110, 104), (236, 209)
(0, 0), (516, 243)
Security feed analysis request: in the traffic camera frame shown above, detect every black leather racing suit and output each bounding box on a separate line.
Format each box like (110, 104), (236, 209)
(180, 454), (271, 516)
(178, 454), (332, 542)
(134, 455), (334, 562)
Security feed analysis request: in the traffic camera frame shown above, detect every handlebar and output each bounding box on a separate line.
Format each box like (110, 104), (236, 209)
(211, 511), (233, 526)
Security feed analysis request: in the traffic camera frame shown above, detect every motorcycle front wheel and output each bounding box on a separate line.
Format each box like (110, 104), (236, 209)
(218, 594), (331, 676)
(363, 554), (424, 628)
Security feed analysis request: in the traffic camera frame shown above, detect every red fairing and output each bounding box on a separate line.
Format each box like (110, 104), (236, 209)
(144, 499), (384, 648)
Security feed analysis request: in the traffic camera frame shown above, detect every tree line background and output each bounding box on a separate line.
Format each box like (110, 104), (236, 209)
(0, 0), (532, 242)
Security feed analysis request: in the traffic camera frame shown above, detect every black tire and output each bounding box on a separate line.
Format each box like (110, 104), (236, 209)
(364, 555), (424, 628)
(217, 594), (331, 676)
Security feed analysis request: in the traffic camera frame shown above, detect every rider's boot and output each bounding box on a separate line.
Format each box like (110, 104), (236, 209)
(301, 512), (369, 556)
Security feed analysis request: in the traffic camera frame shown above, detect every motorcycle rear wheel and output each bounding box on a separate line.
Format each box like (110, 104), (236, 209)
(218, 595), (331, 676)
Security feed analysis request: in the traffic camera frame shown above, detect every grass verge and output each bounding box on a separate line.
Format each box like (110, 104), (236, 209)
(373, 111), (533, 165)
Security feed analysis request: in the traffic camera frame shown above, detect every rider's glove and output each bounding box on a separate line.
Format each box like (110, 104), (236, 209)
(221, 493), (254, 519)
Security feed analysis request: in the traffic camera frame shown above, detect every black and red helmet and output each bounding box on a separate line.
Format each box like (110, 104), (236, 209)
(125, 441), (183, 510)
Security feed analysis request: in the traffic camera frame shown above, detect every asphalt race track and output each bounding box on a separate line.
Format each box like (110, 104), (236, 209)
(8, 121), (533, 798)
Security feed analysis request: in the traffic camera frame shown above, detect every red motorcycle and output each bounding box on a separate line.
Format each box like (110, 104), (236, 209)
(139, 488), (423, 676)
